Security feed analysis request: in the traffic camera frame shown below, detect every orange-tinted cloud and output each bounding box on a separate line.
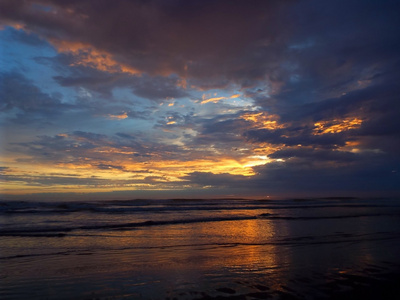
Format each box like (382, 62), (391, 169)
(107, 112), (128, 120)
(201, 94), (241, 104)
(313, 117), (363, 135)
(240, 112), (286, 130)
(50, 39), (141, 75)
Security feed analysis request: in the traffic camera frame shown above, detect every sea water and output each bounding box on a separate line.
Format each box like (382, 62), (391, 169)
(1, 197), (400, 299)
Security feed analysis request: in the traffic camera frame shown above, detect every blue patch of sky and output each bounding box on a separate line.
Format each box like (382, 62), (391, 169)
(0, 27), (77, 105)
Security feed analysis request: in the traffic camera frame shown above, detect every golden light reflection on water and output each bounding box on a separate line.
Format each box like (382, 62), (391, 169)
(2, 203), (398, 300)
(93, 218), (290, 291)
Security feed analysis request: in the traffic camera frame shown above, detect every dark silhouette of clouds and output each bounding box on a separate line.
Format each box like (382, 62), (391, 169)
(0, 72), (70, 116)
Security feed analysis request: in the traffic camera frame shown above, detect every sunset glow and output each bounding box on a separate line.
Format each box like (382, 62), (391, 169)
(2, 3), (400, 300)
(1, 0), (399, 199)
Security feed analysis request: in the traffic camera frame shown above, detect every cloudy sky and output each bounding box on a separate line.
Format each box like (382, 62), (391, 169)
(1, 0), (399, 200)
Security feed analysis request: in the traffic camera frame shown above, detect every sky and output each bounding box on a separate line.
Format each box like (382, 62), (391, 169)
(1, 0), (399, 200)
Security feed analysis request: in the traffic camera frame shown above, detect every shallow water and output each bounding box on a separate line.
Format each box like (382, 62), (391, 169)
(1, 197), (400, 299)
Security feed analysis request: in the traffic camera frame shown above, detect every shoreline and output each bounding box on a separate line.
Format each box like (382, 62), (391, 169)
(166, 271), (400, 300)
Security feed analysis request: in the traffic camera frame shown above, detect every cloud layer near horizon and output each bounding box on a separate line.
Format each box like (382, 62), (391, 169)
(1, 0), (399, 199)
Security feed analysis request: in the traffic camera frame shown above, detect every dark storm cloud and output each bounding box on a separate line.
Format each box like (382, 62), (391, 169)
(0, 0), (292, 84)
(0, 71), (152, 130)
(268, 148), (358, 162)
(2, 0), (399, 89)
(237, 0), (400, 157)
(3, 0), (399, 107)
(51, 58), (188, 101)
(245, 127), (348, 148)
(0, 72), (72, 118)
(182, 172), (249, 189)
(263, 0), (400, 101)
(131, 75), (189, 101)
(250, 156), (400, 194)
(201, 117), (248, 136)
(264, 68), (400, 154)
(184, 154), (400, 196)
(278, 69), (400, 123)
(52, 63), (118, 96)
(185, 113), (251, 154)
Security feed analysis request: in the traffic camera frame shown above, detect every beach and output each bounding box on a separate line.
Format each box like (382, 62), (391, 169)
(1, 197), (400, 299)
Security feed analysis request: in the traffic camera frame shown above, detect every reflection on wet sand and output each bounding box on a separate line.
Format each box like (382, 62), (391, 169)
(2, 218), (290, 299)
(1, 198), (400, 299)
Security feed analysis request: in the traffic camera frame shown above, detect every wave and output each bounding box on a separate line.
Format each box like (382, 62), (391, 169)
(2, 210), (399, 237)
(0, 215), (258, 237)
(1, 198), (397, 215)
(2, 231), (399, 261)
(258, 212), (395, 220)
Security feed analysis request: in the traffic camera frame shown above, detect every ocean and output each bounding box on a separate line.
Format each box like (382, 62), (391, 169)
(1, 197), (400, 299)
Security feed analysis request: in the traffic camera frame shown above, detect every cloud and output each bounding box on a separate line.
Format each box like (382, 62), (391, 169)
(251, 155), (400, 195)
(182, 172), (250, 190)
(245, 127), (347, 148)
(200, 94), (240, 105)
(107, 112), (128, 120)
(183, 154), (400, 196)
(0, 166), (10, 173)
(0, 72), (71, 119)
(11, 129), (205, 173)
(0, 0), (291, 85)
(131, 75), (189, 101)
(1, 172), (109, 187)
(268, 148), (358, 162)
(1, 0), (399, 93)
(52, 62), (188, 101)
(1, 0), (400, 197)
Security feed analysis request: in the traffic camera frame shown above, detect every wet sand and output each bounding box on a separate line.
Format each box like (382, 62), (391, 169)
(178, 269), (400, 299)
(1, 198), (400, 299)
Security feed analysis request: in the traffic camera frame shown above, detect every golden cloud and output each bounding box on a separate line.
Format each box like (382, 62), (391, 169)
(313, 117), (363, 135)
(50, 39), (141, 75)
(201, 94), (241, 104)
(107, 112), (128, 120)
(240, 112), (286, 130)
